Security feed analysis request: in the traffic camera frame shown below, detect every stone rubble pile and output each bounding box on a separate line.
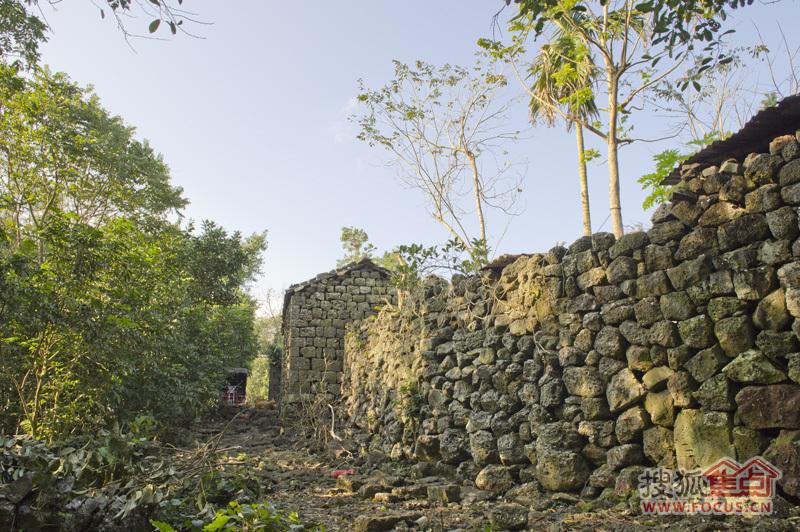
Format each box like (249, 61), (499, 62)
(342, 131), (800, 502)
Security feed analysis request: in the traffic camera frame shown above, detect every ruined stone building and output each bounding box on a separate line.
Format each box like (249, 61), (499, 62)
(277, 259), (395, 413)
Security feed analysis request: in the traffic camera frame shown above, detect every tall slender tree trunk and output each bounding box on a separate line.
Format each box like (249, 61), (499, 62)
(606, 68), (624, 238)
(468, 152), (486, 245)
(576, 124), (592, 236)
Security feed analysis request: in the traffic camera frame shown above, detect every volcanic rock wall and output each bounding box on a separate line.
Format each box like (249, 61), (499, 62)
(341, 132), (800, 500)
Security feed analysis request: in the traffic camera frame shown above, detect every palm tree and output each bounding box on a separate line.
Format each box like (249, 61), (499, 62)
(528, 28), (599, 236)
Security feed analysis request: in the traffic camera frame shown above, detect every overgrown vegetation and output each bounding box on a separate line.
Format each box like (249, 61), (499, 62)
(0, 66), (267, 440)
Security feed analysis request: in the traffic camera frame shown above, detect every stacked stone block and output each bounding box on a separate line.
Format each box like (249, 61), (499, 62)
(341, 131), (800, 501)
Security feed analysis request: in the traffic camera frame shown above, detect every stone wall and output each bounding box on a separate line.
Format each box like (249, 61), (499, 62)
(280, 260), (395, 413)
(341, 132), (800, 501)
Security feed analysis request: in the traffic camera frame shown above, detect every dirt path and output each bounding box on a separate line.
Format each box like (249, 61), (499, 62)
(190, 406), (800, 532)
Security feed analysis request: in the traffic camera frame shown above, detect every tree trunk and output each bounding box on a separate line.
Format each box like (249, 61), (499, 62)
(606, 69), (624, 238)
(468, 152), (486, 245)
(576, 124), (592, 236)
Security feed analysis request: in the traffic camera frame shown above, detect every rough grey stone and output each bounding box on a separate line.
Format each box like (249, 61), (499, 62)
(674, 227), (720, 261)
(645, 244), (676, 271)
(714, 315), (755, 357)
(581, 397), (611, 421)
(650, 320), (681, 348)
(714, 245), (759, 271)
(539, 380), (566, 408)
(788, 353), (800, 383)
(626, 345), (653, 372)
(668, 371), (697, 408)
(648, 220), (689, 245)
(718, 214), (771, 250)
(674, 409), (735, 469)
(440, 429), (470, 464)
(707, 297), (748, 322)
(660, 291), (696, 321)
(685, 345), (728, 383)
(635, 271), (673, 298)
(643, 426), (677, 468)
(678, 314), (716, 349)
(756, 330), (799, 358)
(609, 231), (649, 259)
(600, 299), (635, 325)
(693, 373), (736, 411)
(607, 368), (646, 412)
(470, 430), (500, 466)
(620, 320), (650, 346)
(753, 288), (792, 331)
(475, 464), (514, 493)
(698, 201), (746, 226)
(643, 366), (674, 391)
(595, 326), (627, 359)
(667, 256), (712, 291)
(535, 423), (590, 491)
(758, 239), (792, 265)
(733, 426), (770, 462)
(745, 153), (783, 185)
(736, 385), (800, 429)
(489, 503), (528, 531)
(615, 405), (650, 444)
(733, 266), (777, 300)
(723, 349), (787, 384)
(634, 297), (664, 327)
(598, 356), (626, 379)
(498, 433), (528, 465)
(607, 444), (645, 471)
(578, 420), (616, 447)
(767, 206), (800, 241)
(686, 270), (735, 305)
(745, 184), (783, 213)
(645, 389), (675, 427)
(563, 366), (606, 398)
(667, 345), (693, 370)
(606, 256), (638, 285)
(719, 174), (756, 204)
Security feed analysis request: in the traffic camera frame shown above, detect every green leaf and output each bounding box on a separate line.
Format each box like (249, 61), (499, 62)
(148, 19), (161, 33)
(203, 514), (233, 531)
(169, 22), (176, 35)
(150, 521), (177, 532)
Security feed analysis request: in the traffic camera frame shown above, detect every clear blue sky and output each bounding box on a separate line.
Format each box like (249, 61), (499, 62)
(36, 0), (799, 311)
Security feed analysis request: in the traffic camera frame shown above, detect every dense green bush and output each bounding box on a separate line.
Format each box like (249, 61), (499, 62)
(0, 65), (266, 440)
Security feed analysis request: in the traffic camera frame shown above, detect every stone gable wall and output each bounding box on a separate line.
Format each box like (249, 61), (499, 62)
(281, 263), (395, 415)
(341, 132), (800, 500)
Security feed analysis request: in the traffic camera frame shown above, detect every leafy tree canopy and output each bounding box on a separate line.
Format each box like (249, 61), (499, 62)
(1, 0), (195, 68)
(506, 0), (754, 56)
(0, 61), (268, 440)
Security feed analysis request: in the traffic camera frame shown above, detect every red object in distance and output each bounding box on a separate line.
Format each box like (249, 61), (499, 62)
(331, 469), (355, 478)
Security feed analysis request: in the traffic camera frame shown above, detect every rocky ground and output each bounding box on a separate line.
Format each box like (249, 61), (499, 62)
(192, 405), (800, 532)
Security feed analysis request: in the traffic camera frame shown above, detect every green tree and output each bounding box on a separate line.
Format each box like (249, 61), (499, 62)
(0, 1), (195, 69)
(187, 220), (267, 305)
(355, 55), (526, 253)
(0, 66), (267, 440)
(495, 1), (690, 237)
(336, 226), (376, 268)
(508, 0), (755, 59)
(0, 65), (186, 259)
(0, 0), (46, 68)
